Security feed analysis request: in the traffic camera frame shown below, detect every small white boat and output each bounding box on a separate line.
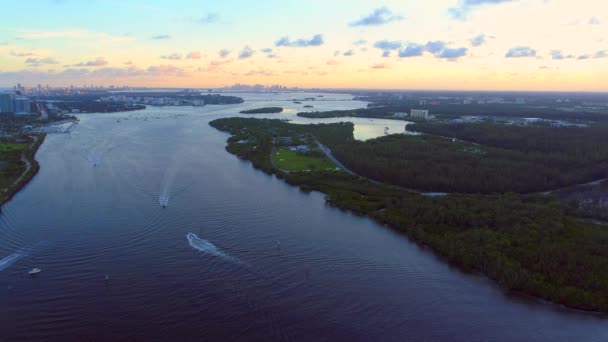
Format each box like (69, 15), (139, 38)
(28, 267), (42, 276)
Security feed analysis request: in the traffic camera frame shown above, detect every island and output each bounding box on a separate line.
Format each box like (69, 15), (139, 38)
(210, 117), (608, 313)
(240, 107), (284, 114)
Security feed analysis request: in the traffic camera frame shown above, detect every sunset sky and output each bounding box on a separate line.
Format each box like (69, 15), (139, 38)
(1, 0), (607, 91)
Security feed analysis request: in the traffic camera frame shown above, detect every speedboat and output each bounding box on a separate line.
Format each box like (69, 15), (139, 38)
(28, 267), (42, 276)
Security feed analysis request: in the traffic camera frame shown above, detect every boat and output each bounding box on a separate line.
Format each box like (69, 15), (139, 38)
(28, 267), (42, 276)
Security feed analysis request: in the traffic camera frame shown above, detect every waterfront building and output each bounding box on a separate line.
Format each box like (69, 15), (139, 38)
(410, 109), (429, 119)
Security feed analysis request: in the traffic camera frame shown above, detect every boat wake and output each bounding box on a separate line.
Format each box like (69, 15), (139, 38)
(159, 194), (169, 208)
(186, 233), (239, 264)
(0, 248), (28, 271)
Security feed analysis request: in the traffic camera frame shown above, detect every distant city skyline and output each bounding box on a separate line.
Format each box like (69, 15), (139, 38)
(0, 0), (607, 91)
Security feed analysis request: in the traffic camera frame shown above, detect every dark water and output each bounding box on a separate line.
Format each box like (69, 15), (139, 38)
(1, 93), (607, 341)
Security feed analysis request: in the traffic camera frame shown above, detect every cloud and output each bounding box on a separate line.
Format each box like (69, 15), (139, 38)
(73, 57), (108, 67)
(238, 46), (254, 59)
(589, 17), (600, 25)
(275, 34), (324, 47)
(505, 46), (536, 58)
(398, 44), (425, 58)
(578, 54), (591, 60)
(425, 41), (447, 54)
(353, 39), (368, 46)
(160, 53), (182, 60)
(373, 39), (468, 60)
(10, 51), (36, 57)
(449, 0), (514, 20)
(219, 49), (231, 58)
(326, 60), (340, 66)
(470, 34), (486, 47)
(207, 59), (232, 71)
(350, 7), (403, 27)
(124, 61), (133, 65)
(343, 49), (355, 56)
(371, 63), (388, 69)
(144, 65), (185, 77)
(438, 47), (468, 60)
(198, 13), (219, 24)
(261, 48), (273, 53)
(186, 51), (201, 59)
(373, 40), (403, 50)
(244, 69), (273, 77)
(551, 50), (574, 60)
(16, 29), (132, 43)
(0, 64), (188, 85)
(595, 50), (607, 58)
(152, 34), (171, 40)
(25, 57), (59, 66)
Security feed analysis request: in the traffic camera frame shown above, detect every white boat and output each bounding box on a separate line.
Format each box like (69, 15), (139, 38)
(28, 267), (42, 275)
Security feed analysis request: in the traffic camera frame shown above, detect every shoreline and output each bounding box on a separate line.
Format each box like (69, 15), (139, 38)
(209, 117), (608, 314)
(0, 134), (46, 209)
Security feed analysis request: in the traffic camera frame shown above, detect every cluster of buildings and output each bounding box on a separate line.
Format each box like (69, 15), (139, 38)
(0, 93), (34, 116)
(100, 95), (205, 107)
(394, 109), (431, 120)
(221, 83), (294, 92)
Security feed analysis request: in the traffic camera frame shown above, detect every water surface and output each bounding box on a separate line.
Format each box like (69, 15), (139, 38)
(1, 92), (607, 341)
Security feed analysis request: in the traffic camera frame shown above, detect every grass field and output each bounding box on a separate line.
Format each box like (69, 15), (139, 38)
(0, 143), (27, 152)
(273, 148), (336, 172)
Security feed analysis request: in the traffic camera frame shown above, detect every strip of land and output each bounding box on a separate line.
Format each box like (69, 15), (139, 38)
(240, 107), (284, 114)
(210, 117), (608, 313)
(0, 134), (45, 207)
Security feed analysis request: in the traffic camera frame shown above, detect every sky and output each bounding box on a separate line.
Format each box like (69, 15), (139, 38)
(0, 0), (607, 91)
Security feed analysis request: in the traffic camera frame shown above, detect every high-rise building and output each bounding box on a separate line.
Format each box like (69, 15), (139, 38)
(0, 93), (15, 113)
(14, 96), (31, 115)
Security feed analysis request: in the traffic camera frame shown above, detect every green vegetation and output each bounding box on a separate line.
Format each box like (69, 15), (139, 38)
(0, 143), (27, 152)
(199, 94), (244, 105)
(0, 134), (45, 206)
(54, 101), (145, 113)
(274, 148), (336, 172)
(240, 107), (284, 114)
(210, 117), (608, 313)
(297, 103), (608, 122)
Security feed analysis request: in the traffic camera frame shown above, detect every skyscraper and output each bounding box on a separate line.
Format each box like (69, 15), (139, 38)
(0, 93), (15, 113)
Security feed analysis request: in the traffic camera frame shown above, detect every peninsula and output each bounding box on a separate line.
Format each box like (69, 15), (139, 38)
(210, 117), (608, 313)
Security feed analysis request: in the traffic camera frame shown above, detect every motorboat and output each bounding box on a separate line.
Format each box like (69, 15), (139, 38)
(28, 267), (42, 276)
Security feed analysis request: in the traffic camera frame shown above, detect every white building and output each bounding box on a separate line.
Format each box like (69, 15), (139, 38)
(393, 112), (408, 118)
(410, 109), (429, 119)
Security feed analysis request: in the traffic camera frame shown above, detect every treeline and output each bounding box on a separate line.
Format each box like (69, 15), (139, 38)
(0, 134), (44, 205)
(54, 101), (145, 113)
(209, 117), (608, 313)
(240, 107), (283, 114)
(318, 123), (608, 194)
(199, 94), (244, 104)
(298, 103), (608, 122)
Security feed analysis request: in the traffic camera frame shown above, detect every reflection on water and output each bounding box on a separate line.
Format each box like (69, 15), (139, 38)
(0, 92), (607, 341)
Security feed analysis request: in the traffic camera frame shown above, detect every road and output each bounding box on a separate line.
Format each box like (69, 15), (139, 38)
(10, 135), (37, 188)
(312, 137), (357, 176)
